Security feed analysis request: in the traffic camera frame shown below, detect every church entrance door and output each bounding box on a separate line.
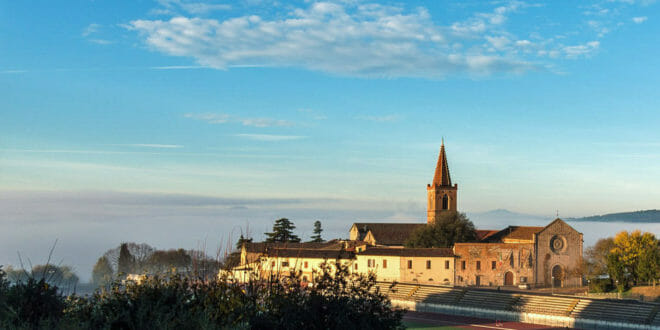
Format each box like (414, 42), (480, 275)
(504, 271), (514, 286)
(475, 275), (481, 286)
(552, 265), (563, 288)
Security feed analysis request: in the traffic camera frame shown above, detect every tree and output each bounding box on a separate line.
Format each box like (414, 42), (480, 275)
(102, 242), (154, 275)
(584, 237), (614, 277)
(117, 243), (135, 277)
(265, 218), (301, 243)
(92, 256), (114, 287)
(235, 234), (253, 250)
(144, 249), (192, 274)
(405, 211), (477, 248)
(310, 220), (324, 242)
(607, 230), (660, 286)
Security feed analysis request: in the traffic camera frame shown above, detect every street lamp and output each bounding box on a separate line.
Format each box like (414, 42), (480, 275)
(551, 276), (554, 295)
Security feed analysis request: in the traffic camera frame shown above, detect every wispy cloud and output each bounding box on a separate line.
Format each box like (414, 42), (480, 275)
(562, 41), (600, 58)
(632, 16), (648, 23)
(356, 114), (402, 123)
(81, 23), (113, 45)
(153, 0), (230, 15)
(184, 113), (293, 127)
(234, 134), (305, 141)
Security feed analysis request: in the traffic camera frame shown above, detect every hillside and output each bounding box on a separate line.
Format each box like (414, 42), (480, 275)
(568, 210), (660, 223)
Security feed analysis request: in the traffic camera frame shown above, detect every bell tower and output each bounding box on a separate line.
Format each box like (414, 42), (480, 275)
(427, 140), (458, 224)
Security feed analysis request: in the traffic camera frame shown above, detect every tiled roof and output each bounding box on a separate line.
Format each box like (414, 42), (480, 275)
(265, 248), (354, 259)
(352, 223), (426, 245)
(475, 229), (499, 241)
(244, 241), (344, 253)
(482, 226), (544, 242)
(358, 247), (455, 257)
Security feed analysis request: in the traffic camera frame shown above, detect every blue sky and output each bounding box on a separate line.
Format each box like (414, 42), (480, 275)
(1, 0), (660, 277)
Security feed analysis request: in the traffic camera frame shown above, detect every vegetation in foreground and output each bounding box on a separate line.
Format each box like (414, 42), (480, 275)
(0, 262), (404, 329)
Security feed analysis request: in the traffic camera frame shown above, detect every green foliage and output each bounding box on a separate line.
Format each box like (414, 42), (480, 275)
(588, 278), (613, 293)
(310, 220), (324, 243)
(1, 261), (404, 329)
(405, 211), (477, 248)
(265, 218), (301, 243)
(92, 256), (114, 288)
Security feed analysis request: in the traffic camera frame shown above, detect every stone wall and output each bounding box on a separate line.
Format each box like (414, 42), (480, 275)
(454, 242), (535, 287)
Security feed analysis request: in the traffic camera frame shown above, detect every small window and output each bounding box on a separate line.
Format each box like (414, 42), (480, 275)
(271, 261), (275, 267)
(407, 260), (412, 269)
(461, 260), (466, 270)
(282, 261), (289, 267)
(428, 278), (434, 282)
(354, 263), (358, 270)
(304, 261), (308, 269)
(491, 261), (496, 270)
(383, 260), (387, 269)
(426, 260), (431, 269)
(445, 260), (450, 269)
(476, 261), (481, 270)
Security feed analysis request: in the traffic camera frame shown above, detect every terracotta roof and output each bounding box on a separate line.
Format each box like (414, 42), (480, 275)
(352, 223), (425, 245)
(265, 248), (354, 259)
(244, 241), (344, 253)
(358, 247), (455, 257)
(475, 229), (499, 241)
(432, 142), (452, 187)
(482, 226), (544, 242)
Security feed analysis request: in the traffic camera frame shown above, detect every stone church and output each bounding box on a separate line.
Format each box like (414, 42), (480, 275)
(350, 142), (583, 288)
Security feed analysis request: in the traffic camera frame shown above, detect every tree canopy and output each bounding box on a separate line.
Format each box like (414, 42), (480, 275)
(92, 256), (113, 288)
(405, 211), (477, 248)
(265, 218), (301, 243)
(310, 220), (324, 242)
(584, 237), (614, 277)
(607, 230), (660, 287)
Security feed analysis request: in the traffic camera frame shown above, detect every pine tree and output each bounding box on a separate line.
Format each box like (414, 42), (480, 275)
(310, 220), (323, 242)
(235, 234), (253, 250)
(265, 218), (301, 243)
(117, 243), (135, 277)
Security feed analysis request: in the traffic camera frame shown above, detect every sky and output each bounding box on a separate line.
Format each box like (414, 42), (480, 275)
(1, 0), (660, 280)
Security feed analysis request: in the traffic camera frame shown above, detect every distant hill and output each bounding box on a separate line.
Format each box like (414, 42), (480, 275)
(567, 210), (660, 223)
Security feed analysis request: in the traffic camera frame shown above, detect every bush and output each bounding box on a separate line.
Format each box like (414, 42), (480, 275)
(1, 263), (404, 329)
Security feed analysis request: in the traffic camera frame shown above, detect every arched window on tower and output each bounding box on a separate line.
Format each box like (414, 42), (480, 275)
(442, 194), (448, 210)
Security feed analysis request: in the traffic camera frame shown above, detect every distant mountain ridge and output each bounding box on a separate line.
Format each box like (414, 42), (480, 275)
(567, 210), (660, 223)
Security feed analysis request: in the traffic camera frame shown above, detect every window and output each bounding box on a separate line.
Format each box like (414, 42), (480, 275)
(407, 260), (413, 269)
(304, 261), (308, 269)
(476, 261), (481, 270)
(302, 276), (308, 282)
(368, 259), (375, 268)
(461, 260), (466, 270)
(426, 260), (431, 269)
(442, 194), (449, 210)
(282, 261), (289, 267)
(383, 259), (387, 269)
(492, 261), (496, 270)
(354, 263), (358, 270)
(445, 260), (450, 269)
(271, 261), (275, 267)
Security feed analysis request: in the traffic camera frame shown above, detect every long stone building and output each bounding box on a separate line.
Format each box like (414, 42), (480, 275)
(229, 142), (583, 289)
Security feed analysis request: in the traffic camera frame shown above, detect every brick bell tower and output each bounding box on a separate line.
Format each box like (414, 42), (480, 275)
(427, 140), (458, 224)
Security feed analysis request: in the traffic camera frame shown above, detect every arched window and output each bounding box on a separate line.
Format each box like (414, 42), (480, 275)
(442, 194), (449, 210)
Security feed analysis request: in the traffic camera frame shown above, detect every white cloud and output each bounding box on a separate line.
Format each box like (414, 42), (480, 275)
(632, 16), (648, 23)
(82, 23), (100, 37)
(562, 41), (600, 58)
(234, 134), (305, 141)
(123, 144), (183, 148)
(184, 113), (293, 127)
(155, 0), (231, 15)
(127, 2), (536, 78)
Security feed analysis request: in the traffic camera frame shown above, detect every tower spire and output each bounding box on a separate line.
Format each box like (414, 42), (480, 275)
(432, 142), (452, 187)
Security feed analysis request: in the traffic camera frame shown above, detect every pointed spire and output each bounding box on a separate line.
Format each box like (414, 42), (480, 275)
(432, 142), (452, 186)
